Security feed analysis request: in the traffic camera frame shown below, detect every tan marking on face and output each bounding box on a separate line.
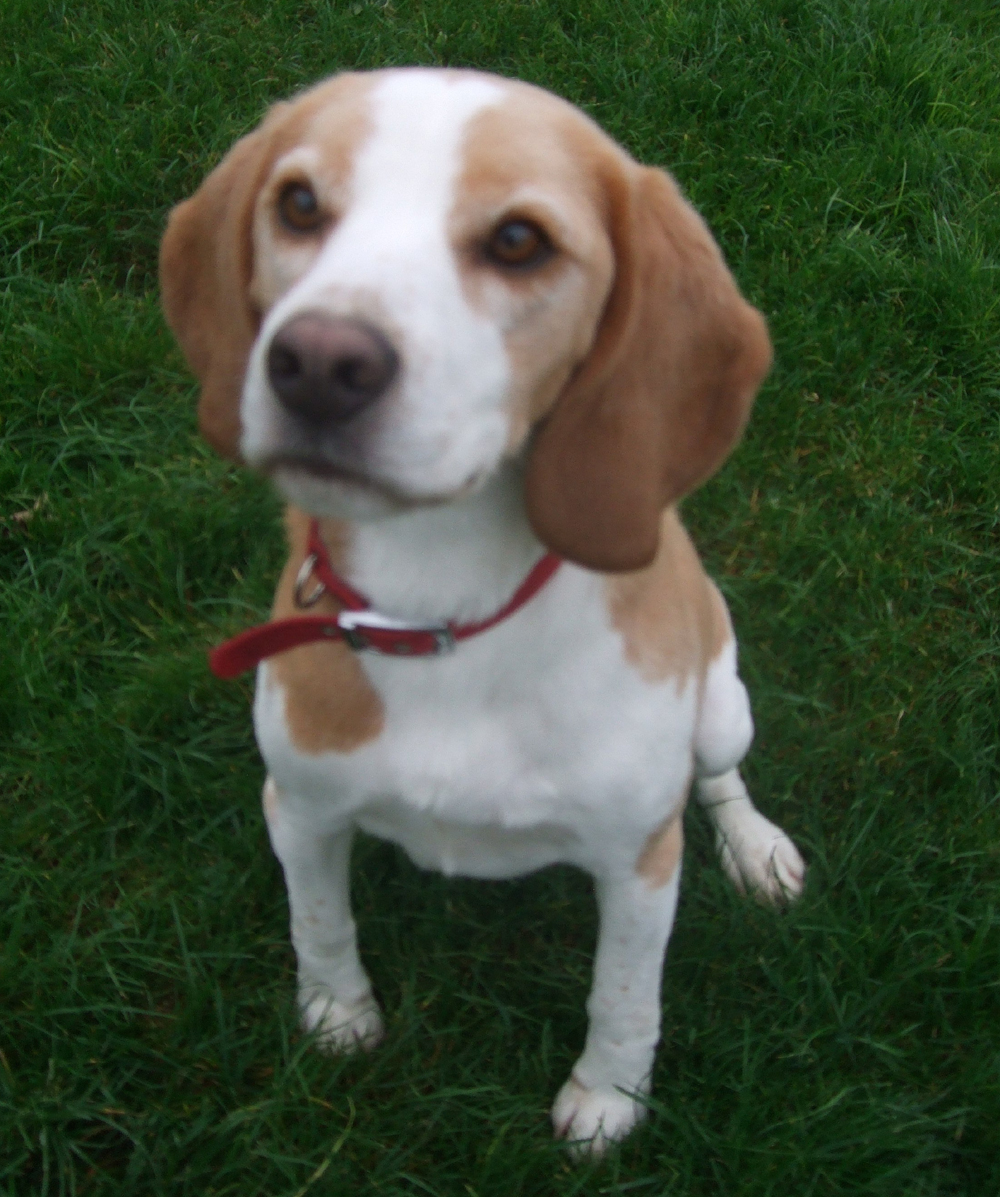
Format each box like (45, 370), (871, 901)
(250, 74), (376, 314)
(636, 814), (684, 887)
(160, 72), (380, 458)
(268, 506), (384, 754)
(451, 84), (618, 450)
(606, 507), (732, 685)
(523, 157), (772, 573)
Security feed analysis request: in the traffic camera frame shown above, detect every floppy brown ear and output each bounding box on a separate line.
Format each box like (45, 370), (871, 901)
(525, 164), (772, 572)
(159, 113), (285, 458)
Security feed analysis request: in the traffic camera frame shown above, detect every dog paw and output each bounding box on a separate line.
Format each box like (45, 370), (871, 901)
(299, 990), (385, 1053)
(715, 809), (806, 904)
(551, 1075), (646, 1158)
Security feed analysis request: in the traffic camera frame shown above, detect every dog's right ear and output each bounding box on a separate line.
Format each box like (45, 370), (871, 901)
(159, 110), (286, 459)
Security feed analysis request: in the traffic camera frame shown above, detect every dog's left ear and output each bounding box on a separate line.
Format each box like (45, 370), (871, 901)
(525, 164), (772, 572)
(159, 110), (286, 458)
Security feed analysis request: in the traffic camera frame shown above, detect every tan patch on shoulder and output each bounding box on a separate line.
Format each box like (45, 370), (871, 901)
(636, 814), (684, 888)
(606, 508), (730, 684)
(268, 507), (384, 754)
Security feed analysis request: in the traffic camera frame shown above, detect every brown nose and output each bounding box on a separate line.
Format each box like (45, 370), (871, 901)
(266, 313), (399, 425)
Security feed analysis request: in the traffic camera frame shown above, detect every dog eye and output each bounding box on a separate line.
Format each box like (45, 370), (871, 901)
(484, 219), (553, 269)
(277, 182), (324, 233)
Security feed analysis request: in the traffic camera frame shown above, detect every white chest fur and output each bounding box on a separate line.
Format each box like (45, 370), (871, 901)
(255, 557), (699, 880)
(253, 467), (700, 880)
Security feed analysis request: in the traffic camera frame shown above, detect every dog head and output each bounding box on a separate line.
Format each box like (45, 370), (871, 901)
(160, 68), (771, 571)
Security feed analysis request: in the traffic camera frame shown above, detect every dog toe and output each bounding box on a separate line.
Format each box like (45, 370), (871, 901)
(300, 990), (385, 1053)
(551, 1075), (646, 1159)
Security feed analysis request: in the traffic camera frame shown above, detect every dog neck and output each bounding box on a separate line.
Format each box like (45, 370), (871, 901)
(337, 459), (549, 625)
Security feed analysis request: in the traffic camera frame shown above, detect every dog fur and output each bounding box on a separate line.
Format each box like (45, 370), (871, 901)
(160, 67), (805, 1155)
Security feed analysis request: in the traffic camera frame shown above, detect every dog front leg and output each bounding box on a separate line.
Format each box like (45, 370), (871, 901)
(552, 841), (682, 1156)
(262, 778), (384, 1052)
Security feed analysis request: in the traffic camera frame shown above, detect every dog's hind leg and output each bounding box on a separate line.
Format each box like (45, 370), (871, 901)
(262, 777), (384, 1051)
(693, 629), (805, 904)
(695, 769), (805, 904)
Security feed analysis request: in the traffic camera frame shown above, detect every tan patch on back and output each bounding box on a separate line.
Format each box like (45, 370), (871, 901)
(268, 507), (384, 754)
(606, 508), (731, 685)
(636, 814), (684, 887)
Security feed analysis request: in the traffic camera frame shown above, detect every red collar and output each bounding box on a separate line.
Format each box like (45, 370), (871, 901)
(209, 519), (562, 679)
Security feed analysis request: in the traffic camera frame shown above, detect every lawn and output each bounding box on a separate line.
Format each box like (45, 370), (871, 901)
(1, 0), (998, 1193)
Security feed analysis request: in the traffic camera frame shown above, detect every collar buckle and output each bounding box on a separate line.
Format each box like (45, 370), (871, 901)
(337, 609), (457, 656)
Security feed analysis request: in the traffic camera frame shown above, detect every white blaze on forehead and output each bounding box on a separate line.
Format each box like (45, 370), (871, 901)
(349, 70), (504, 227)
(320, 71), (508, 402)
(242, 70), (515, 501)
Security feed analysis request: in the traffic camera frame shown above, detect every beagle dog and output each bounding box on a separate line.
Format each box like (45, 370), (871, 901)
(160, 67), (805, 1156)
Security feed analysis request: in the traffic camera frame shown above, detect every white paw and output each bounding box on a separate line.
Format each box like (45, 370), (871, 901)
(715, 809), (806, 904)
(299, 989), (384, 1053)
(551, 1075), (647, 1158)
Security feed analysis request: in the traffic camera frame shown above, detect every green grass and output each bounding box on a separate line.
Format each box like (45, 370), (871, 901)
(2, 0), (999, 1192)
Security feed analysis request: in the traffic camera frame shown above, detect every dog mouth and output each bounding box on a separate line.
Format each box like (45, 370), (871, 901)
(261, 452), (483, 509)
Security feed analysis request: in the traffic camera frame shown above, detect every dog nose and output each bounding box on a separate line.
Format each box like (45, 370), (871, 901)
(266, 314), (399, 424)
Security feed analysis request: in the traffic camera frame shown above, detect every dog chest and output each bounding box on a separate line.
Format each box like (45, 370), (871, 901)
(254, 608), (700, 878)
